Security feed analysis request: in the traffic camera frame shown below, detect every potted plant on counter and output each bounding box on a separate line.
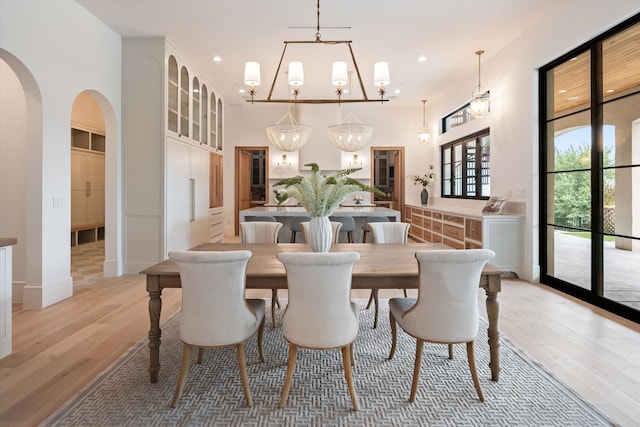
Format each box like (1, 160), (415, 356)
(274, 163), (383, 251)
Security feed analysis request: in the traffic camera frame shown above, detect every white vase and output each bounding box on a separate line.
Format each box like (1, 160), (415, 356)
(308, 216), (332, 252)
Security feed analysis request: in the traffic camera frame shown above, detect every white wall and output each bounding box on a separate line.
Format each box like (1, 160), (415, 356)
(0, 0), (122, 307)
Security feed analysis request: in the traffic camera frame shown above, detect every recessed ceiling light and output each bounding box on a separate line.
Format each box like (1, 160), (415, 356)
(238, 88), (246, 94)
(394, 89), (400, 94)
(558, 89), (567, 94)
(567, 96), (580, 101)
(418, 56), (427, 62)
(212, 55), (222, 62)
(343, 89), (349, 94)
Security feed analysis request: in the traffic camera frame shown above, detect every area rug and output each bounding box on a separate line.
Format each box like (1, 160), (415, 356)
(43, 301), (613, 426)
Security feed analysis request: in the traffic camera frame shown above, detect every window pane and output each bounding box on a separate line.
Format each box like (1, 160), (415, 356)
(604, 238), (640, 310)
(547, 225), (591, 290)
(546, 51), (591, 120)
(548, 171), (592, 230)
(547, 111), (591, 172)
(602, 22), (640, 102)
(603, 92), (639, 167)
(453, 144), (462, 196)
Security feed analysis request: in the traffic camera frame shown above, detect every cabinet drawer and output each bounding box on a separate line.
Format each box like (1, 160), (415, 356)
(465, 219), (483, 241)
(443, 214), (464, 225)
(423, 230), (432, 242)
(423, 218), (432, 230)
(422, 210), (432, 218)
(432, 221), (442, 234)
(465, 240), (483, 249)
(432, 234), (442, 244)
(443, 237), (464, 249)
(443, 223), (464, 241)
(411, 214), (423, 227)
(433, 212), (442, 220)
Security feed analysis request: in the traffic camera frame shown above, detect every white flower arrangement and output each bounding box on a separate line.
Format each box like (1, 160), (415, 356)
(408, 164), (436, 189)
(274, 163), (383, 217)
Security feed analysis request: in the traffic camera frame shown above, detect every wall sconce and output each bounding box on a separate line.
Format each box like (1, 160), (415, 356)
(418, 99), (431, 144)
(276, 154), (291, 168)
(470, 50), (490, 118)
(349, 153), (363, 168)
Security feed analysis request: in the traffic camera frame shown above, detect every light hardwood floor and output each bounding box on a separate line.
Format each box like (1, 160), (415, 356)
(1, 276), (639, 426)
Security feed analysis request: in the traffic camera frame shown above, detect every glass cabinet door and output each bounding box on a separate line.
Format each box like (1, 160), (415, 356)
(192, 77), (200, 142)
(167, 56), (178, 133)
(201, 85), (208, 145)
(210, 93), (217, 149)
(217, 98), (223, 151)
(180, 66), (189, 137)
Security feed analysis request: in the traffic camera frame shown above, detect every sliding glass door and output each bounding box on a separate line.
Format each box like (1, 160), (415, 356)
(540, 16), (640, 323)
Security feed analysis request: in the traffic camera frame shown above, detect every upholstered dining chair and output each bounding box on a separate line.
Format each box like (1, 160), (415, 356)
(329, 216), (356, 243)
(276, 251), (361, 411)
(239, 221), (283, 327)
(290, 216), (310, 243)
(300, 221), (343, 244)
(388, 249), (495, 402)
(168, 250), (266, 408)
(361, 216), (389, 243)
(366, 221), (411, 328)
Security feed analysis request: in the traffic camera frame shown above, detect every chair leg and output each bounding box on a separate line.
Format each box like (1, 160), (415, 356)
(279, 344), (298, 408)
(197, 348), (204, 364)
(366, 290), (374, 309)
(341, 345), (360, 411)
(348, 231), (354, 243)
(403, 289), (408, 297)
(290, 231), (296, 243)
(373, 289), (380, 329)
(409, 339), (424, 402)
(271, 289), (279, 328)
(237, 342), (253, 407)
(350, 342), (355, 367)
(466, 341), (485, 402)
(388, 310), (398, 360)
(170, 343), (192, 408)
(257, 315), (266, 363)
(448, 344), (454, 359)
(362, 230), (368, 243)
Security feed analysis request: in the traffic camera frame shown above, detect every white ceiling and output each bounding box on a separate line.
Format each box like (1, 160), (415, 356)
(78, 0), (562, 108)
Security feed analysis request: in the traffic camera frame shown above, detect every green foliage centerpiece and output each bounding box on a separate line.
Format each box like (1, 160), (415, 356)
(275, 163), (383, 251)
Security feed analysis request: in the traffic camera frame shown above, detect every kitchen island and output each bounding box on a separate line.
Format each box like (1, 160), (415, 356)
(240, 206), (401, 243)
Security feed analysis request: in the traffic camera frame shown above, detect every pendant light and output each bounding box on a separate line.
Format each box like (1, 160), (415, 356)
(265, 108), (312, 152)
(470, 50), (490, 118)
(418, 99), (431, 144)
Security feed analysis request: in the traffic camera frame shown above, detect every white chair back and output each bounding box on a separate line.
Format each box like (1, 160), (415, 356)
(300, 221), (343, 244)
(169, 250), (260, 346)
(277, 251), (360, 348)
(404, 249), (495, 342)
(239, 221), (282, 244)
(368, 222), (410, 244)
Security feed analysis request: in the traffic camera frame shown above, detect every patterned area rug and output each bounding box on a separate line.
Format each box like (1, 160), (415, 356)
(44, 301), (613, 426)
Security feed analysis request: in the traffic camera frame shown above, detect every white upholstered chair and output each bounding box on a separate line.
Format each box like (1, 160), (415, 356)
(168, 250), (266, 407)
(388, 249), (495, 402)
(276, 251), (361, 411)
(366, 221), (411, 328)
(239, 221), (283, 327)
(300, 221), (343, 244)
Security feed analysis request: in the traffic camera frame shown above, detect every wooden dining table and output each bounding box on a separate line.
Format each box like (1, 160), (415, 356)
(141, 242), (504, 383)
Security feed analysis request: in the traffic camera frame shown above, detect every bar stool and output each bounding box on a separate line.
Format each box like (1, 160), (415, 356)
(290, 216), (310, 243)
(361, 216), (389, 243)
(329, 216), (356, 243)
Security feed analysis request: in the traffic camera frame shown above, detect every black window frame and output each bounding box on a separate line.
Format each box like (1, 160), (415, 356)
(440, 128), (490, 200)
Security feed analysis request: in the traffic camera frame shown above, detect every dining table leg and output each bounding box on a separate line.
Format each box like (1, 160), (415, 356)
(147, 275), (162, 383)
(485, 286), (501, 381)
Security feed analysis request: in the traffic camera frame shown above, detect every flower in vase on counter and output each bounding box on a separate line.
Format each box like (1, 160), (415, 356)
(273, 189), (289, 207)
(409, 164), (436, 189)
(274, 163), (383, 216)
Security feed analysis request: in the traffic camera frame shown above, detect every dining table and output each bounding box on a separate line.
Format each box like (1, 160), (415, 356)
(141, 242), (504, 383)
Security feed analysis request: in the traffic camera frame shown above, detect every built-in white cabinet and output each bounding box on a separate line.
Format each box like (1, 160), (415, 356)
(0, 240), (15, 359)
(166, 138), (210, 253)
(405, 204), (524, 276)
(123, 38), (225, 272)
